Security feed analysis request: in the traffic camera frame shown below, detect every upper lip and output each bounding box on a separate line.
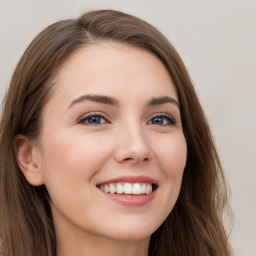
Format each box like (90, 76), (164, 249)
(97, 175), (158, 186)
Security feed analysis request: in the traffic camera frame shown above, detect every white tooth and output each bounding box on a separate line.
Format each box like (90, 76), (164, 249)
(141, 184), (146, 194)
(100, 185), (104, 191)
(116, 184), (124, 194)
(109, 184), (116, 194)
(146, 184), (152, 194)
(133, 183), (142, 195)
(104, 185), (110, 193)
(123, 183), (133, 194)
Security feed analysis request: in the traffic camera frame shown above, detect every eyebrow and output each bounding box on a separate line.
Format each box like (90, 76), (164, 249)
(68, 94), (180, 109)
(148, 96), (180, 109)
(68, 94), (119, 108)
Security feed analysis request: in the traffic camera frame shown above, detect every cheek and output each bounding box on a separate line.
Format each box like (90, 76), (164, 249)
(153, 133), (187, 209)
(39, 129), (113, 196)
(38, 130), (116, 225)
(155, 132), (187, 175)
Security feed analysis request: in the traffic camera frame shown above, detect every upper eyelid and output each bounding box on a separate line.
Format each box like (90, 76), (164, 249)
(79, 111), (110, 120)
(147, 112), (176, 120)
(149, 112), (173, 117)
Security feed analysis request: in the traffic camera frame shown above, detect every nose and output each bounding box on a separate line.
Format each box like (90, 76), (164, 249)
(114, 123), (152, 164)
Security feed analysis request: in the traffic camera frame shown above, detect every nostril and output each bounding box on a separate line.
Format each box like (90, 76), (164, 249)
(123, 156), (149, 163)
(114, 143), (152, 164)
(124, 157), (134, 161)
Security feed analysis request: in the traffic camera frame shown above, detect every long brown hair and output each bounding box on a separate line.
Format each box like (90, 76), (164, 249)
(0, 9), (232, 256)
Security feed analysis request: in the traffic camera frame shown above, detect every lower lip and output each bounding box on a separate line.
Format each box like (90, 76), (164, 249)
(99, 190), (156, 207)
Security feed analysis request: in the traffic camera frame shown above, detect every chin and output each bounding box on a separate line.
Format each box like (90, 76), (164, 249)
(98, 217), (162, 242)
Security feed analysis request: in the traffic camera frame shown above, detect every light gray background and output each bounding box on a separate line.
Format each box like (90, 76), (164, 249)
(0, 1), (255, 255)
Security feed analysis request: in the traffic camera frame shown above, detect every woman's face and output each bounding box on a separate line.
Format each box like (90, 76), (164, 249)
(36, 43), (187, 243)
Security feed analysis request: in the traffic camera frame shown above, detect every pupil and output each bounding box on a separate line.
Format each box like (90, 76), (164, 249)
(89, 116), (101, 124)
(153, 117), (163, 124)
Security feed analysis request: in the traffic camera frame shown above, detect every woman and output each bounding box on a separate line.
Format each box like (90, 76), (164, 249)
(0, 9), (232, 256)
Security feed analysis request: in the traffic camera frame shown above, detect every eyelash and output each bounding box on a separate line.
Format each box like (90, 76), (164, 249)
(78, 112), (109, 126)
(78, 112), (176, 126)
(148, 113), (176, 126)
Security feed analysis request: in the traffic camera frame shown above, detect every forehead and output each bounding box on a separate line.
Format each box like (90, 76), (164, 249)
(49, 42), (178, 107)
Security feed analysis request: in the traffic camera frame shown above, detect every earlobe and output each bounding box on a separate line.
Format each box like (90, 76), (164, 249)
(14, 135), (44, 186)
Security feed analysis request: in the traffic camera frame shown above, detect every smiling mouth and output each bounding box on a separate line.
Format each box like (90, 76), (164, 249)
(97, 182), (157, 195)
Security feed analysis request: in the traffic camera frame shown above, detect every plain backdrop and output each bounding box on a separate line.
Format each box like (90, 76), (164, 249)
(0, 1), (255, 255)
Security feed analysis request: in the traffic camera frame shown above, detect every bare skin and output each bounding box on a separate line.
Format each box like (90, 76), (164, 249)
(16, 42), (187, 256)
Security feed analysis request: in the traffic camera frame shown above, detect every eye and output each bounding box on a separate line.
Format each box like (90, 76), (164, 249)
(148, 114), (176, 126)
(78, 113), (108, 126)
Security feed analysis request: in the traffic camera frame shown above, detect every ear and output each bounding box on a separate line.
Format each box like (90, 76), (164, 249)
(14, 135), (44, 186)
